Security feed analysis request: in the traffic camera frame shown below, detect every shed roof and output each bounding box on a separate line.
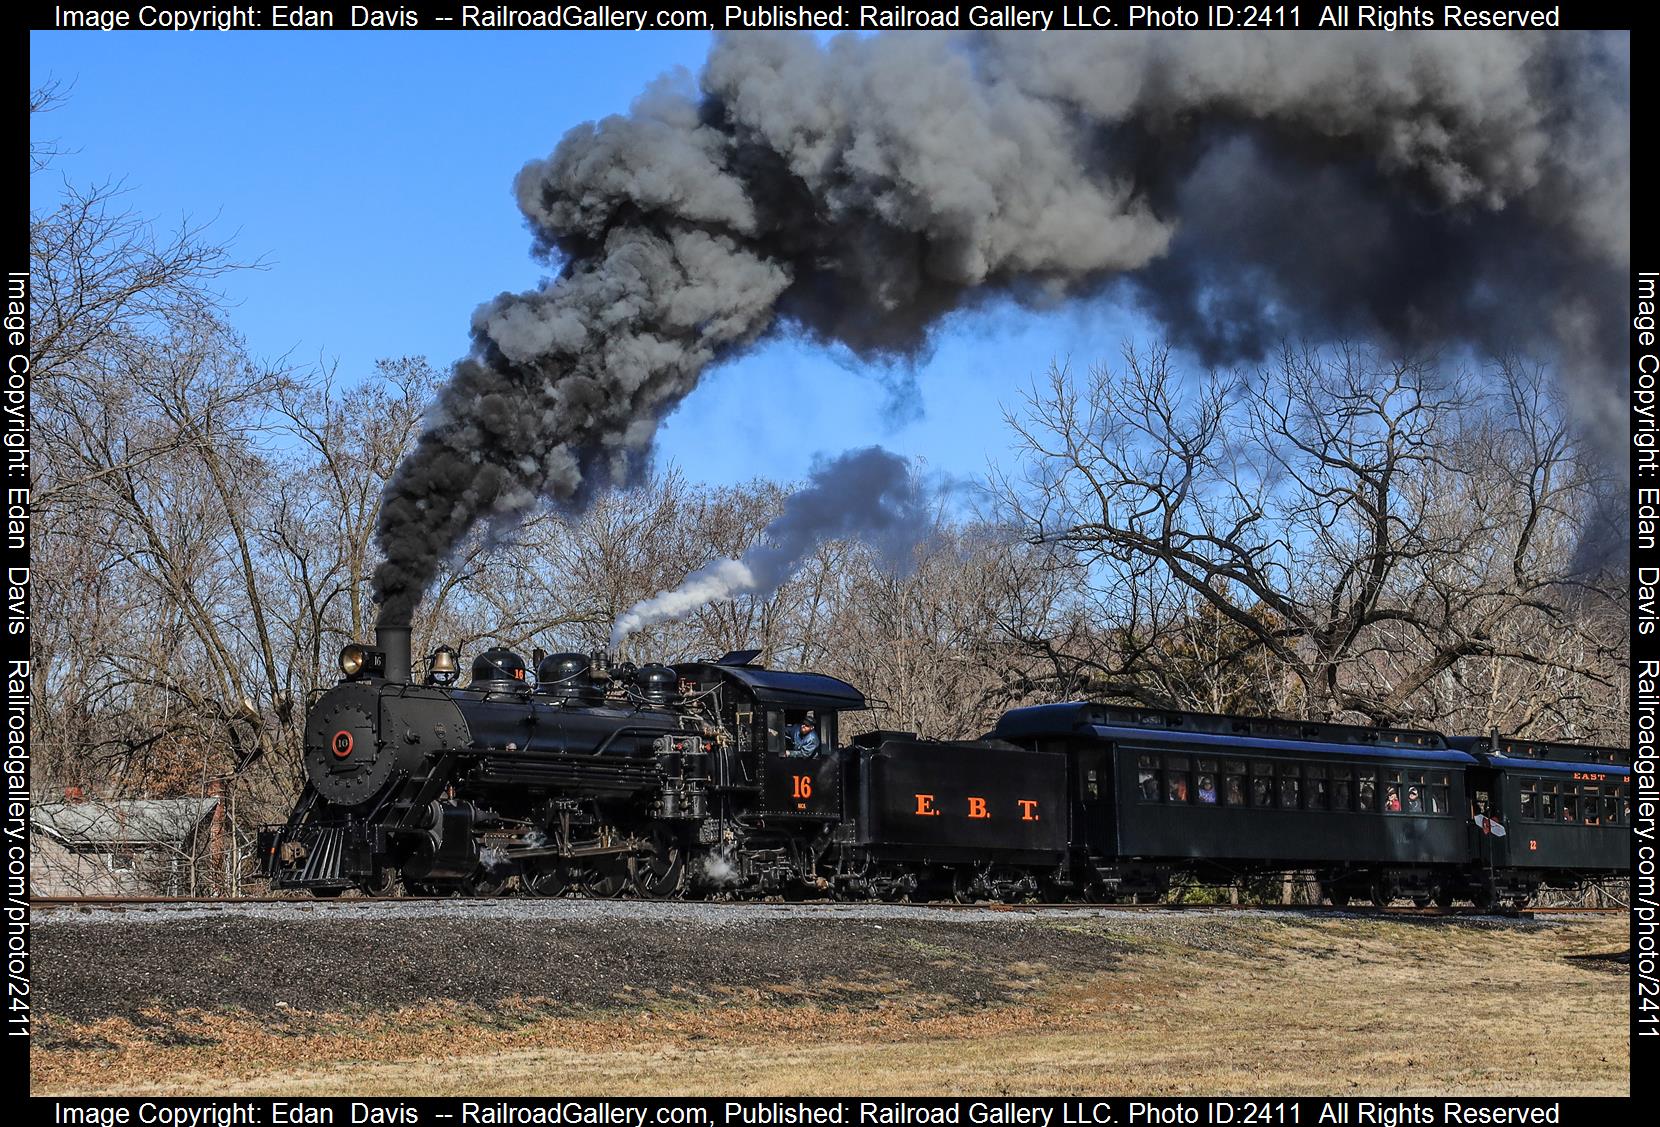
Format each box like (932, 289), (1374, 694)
(33, 798), (219, 848)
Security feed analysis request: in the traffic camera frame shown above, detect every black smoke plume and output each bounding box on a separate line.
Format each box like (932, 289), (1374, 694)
(374, 31), (1629, 624)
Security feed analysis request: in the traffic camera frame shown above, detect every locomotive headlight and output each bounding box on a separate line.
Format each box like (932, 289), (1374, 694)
(339, 644), (368, 678)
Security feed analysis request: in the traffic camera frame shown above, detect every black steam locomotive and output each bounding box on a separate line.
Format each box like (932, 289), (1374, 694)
(261, 628), (1629, 906)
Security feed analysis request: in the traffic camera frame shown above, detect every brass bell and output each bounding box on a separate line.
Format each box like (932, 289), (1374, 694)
(427, 645), (460, 686)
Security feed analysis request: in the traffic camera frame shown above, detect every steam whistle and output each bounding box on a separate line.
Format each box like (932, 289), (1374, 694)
(590, 649), (637, 681)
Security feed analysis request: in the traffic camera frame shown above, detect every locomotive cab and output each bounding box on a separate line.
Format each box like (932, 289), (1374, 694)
(674, 655), (865, 823)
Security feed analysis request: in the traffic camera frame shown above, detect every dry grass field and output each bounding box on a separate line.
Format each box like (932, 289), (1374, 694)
(31, 910), (1627, 1096)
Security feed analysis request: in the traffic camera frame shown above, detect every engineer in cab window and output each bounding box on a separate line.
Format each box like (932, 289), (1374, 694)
(787, 715), (820, 757)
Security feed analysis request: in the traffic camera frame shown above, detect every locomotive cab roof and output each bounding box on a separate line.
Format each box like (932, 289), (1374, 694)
(675, 660), (867, 714)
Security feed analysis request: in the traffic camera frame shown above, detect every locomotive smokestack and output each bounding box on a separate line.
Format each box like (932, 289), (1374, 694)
(378, 625), (412, 684)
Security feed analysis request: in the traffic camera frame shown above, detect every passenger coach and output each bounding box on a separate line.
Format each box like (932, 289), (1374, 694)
(994, 703), (1506, 907)
(1450, 733), (1630, 904)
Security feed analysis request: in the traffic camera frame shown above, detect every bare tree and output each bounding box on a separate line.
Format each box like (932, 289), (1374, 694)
(804, 523), (1066, 739)
(994, 344), (1625, 735)
(30, 84), (285, 821)
(266, 358), (442, 681)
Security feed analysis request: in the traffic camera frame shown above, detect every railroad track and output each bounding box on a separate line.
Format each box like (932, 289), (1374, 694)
(29, 894), (1625, 916)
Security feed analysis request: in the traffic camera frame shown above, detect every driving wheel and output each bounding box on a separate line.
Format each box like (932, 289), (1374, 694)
(584, 856), (633, 898)
(631, 829), (685, 899)
(522, 862), (571, 898)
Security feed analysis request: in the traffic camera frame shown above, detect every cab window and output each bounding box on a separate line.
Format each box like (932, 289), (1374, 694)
(772, 710), (832, 756)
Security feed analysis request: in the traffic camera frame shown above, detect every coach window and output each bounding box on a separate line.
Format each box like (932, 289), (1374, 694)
(1604, 789), (1621, 825)
(1403, 771), (1425, 814)
(1333, 769), (1353, 812)
(1225, 760), (1247, 806)
(1251, 762), (1274, 808)
(1196, 760), (1219, 805)
(1428, 773), (1450, 815)
(1137, 755), (1160, 802)
(1539, 783), (1558, 821)
(1268, 766), (1294, 809)
(1165, 755), (1192, 803)
(1279, 763), (1301, 809)
(1357, 770), (1377, 812)
(1560, 787), (1578, 823)
(1306, 764), (1328, 810)
(1582, 785), (1600, 825)
(1519, 781), (1537, 820)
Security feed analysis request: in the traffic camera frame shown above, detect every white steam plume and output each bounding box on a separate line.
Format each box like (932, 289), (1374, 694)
(611, 446), (926, 647)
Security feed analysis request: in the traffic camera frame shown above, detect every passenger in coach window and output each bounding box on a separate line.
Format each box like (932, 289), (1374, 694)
(1139, 769), (1160, 801)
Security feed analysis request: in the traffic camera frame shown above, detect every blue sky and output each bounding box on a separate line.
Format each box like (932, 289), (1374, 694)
(29, 31), (1156, 494)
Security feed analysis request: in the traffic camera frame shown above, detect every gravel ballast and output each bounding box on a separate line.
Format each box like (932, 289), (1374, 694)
(34, 899), (1567, 1025)
(35, 900), (1143, 1022)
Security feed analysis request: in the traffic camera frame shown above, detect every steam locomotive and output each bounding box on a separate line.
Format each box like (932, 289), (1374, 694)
(261, 627), (1630, 906)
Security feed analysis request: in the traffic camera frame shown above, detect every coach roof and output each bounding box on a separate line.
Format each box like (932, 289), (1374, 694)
(993, 702), (1450, 749)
